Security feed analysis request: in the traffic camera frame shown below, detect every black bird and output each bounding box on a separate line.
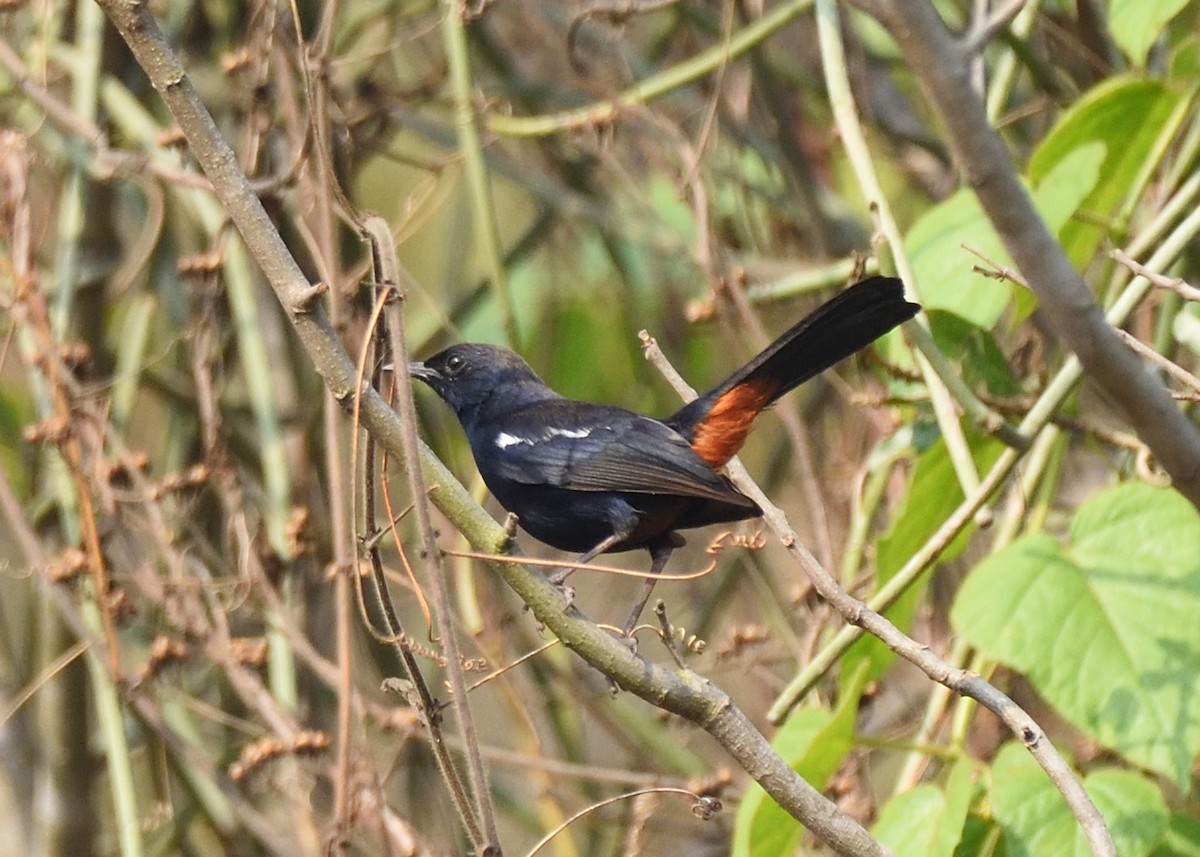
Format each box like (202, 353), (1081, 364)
(410, 276), (918, 634)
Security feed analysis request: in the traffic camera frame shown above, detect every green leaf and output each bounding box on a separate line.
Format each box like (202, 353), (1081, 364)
(875, 787), (950, 856)
(731, 664), (868, 857)
(905, 144), (1103, 329)
(873, 758), (974, 857)
(1028, 78), (1186, 265)
(954, 812), (1006, 857)
(927, 311), (1022, 396)
(1169, 35), (1200, 79)
(1110, 0), (1194, 67)
(991, 743), (1168, 857)
(1152, 813), (1200, 857)
(951, 483), (1200, 786)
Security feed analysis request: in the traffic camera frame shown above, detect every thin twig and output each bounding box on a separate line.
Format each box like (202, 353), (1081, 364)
(352, 264), (484, 846)
(963, 0), (1030, 56)
(653, 601), (689, 669)
(1116, 330), (1200, 396)
(447, 548), (720, 581)
(370, 217), (501, 854)
(1111, 248), (1200, 302)
(297, 32), (359, 836)
(526, 787), (720, 857)
(641, 330), (1116, 857)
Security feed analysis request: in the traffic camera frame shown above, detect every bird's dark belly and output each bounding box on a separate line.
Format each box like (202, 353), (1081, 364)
(487, 481), (667, 553)
(487, 481), (758, 554)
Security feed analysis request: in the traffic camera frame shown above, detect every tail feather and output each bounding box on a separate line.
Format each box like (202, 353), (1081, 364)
(670, 276), (918, 467)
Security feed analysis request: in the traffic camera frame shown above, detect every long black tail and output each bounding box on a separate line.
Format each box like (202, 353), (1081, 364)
(668, 276), (918, 467)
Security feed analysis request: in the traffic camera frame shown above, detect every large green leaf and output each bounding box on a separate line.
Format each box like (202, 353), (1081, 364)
(991, 743), (1168, 857)
(731, 665), (867, 857)
(905, 143), (1103, 329)
(1110, 0), (1195, 67)
(1028, 77), (1187, 265)
(951, 483), (1200, 786)
(873, 758), (974, 857)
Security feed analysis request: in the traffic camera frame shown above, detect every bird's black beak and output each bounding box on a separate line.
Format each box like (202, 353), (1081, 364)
(407, 361), (439, 382)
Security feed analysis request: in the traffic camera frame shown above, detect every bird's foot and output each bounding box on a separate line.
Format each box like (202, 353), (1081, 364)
(615, 613), (645, 655)
(544, 567), (575, 609)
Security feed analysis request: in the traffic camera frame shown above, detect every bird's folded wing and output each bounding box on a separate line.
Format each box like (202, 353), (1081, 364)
(489, 411), (755, 507)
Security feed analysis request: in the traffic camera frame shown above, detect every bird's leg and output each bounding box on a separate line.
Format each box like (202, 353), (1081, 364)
(620, 540), (674, 639)
(547, 531), (626, 586)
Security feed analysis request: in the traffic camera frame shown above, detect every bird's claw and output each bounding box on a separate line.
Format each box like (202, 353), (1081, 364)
(549, 577), (575, 609)
(546, 564), (579, 610)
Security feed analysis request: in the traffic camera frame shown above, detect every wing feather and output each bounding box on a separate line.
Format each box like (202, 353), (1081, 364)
(479, 401), (754, 509)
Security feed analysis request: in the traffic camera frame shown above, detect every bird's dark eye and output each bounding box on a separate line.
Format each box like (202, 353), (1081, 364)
(445, 354), (466, 376)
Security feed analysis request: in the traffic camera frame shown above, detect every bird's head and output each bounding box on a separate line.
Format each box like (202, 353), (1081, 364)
(409, 344), (554, 425)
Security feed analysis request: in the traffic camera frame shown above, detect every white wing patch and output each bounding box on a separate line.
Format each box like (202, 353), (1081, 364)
(495, 427), (591, 449)
(495, 432), (525, 449)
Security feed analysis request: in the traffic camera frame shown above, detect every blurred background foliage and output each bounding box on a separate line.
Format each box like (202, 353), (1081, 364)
(2, 0), (1200, 855)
